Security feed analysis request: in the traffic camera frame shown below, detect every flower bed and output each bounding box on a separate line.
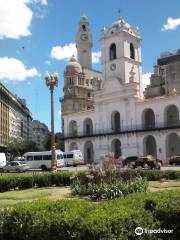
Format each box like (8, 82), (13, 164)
(71, 177), (148, 200)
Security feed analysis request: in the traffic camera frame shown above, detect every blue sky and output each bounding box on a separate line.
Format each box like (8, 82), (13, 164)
(0, 0), (180, 132)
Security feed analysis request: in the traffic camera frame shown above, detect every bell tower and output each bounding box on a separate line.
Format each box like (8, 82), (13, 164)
(100, 17), (143, 97)
(76, 15), (93, 69)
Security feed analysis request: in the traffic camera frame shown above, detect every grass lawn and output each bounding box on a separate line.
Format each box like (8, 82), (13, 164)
(0, 180), (180, 207)
(0, 187), (72, 207)
(148, 179), (180, 192)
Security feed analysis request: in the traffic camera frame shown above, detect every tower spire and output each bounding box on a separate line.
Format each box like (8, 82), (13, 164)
(118, 9), (123, 21)
(118, 9), (121, 19)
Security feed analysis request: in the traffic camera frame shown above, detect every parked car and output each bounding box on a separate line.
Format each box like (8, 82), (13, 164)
(13, 156), (26, 161)
(123, 156), (138, 168)
(169, 156), (180, 166)
(0, 152), (6, 169)
(3, 161), (30, 173)
(134, 155), (162, 169)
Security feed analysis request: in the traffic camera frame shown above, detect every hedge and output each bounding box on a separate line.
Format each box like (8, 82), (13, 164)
(0, 169), (180, 192)
(0, 171), (72, 192)
(0, 190), (179, 240)
(135, 169), (180, 181)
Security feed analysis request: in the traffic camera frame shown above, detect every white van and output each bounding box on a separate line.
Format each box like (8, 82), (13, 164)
(63, 150), (84, 166)
(0, 153), (6, 169)
(23, 150), (64, 171)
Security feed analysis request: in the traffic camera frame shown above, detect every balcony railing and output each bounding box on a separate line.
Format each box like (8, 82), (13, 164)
(63, 121), (180, 139)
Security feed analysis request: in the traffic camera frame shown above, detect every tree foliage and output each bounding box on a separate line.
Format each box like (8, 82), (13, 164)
(7, 138), (38, 157)
(42, 132), (64, 151)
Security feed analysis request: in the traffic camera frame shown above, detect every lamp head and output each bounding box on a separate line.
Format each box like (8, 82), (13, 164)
(53, 71), (58, 86)
(45, 72), (51, 85)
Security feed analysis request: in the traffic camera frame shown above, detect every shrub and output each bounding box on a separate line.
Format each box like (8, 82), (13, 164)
(52, 171), (73, 186)
(0, 171), (73, 192)
(118, 169), (140, 181)
(0, 169), (179, 193)
(18, 174), (34, 189)
(0, 190), (179, 240)
(136, 169), (180, 181)
(71, 177), (148, 200)
(33, 173), (51, 187)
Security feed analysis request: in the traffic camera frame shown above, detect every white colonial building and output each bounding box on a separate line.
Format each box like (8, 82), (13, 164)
(61, 16), (180, 163)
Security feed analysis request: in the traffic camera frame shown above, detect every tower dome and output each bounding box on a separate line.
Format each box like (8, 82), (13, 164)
(111, 17), (131, 29)
(65, 56), (82, 74)
(80, 15), (88, 23)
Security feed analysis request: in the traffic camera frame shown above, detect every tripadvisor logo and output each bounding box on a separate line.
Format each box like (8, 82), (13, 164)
(135, 226), (173, 235)
(135, 227), (143, 235)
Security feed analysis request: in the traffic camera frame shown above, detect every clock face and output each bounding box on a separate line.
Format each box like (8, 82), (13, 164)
(110, 63), (116, 71)
(80, 34), (88, 41)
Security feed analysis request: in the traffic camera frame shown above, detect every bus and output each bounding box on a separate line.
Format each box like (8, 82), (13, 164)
(63, 150), (84, 166)
(23, 150), (64, 171)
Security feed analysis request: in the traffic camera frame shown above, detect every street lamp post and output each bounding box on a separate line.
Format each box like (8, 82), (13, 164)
(45, 71), (58, 171)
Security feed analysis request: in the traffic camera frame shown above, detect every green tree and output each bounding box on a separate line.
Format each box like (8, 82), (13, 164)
(55, 132), (64, 151)
(42, 132), (64, 151)
(42, 134), (51, 150)
(7, 138), (38, 157)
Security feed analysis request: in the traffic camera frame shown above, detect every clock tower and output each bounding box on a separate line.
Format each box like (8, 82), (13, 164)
(76, 15), (93, 69)
(100, 17), (143, 97)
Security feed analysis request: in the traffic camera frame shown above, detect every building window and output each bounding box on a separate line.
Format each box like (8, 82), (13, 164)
(164, 105), (179, 127)
(111, 111), (121, 131)
(20, 120), (23, 137)
(130, 43), (135, 59)
(83, 118), (93, 135)
(82, 24), (86, 31)
(144, 135), (157, 157)
(109, 43), (116, 60)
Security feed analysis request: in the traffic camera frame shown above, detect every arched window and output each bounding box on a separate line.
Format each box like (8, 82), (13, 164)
(109, 43), (116, 60)
(166, 133), (180, 157)
(82, 24), (86, 31)
(69, 142), (78, 151)
(144, 135), (157, 157)
(142, 108), (155, 129)
(69, 120), (78, 136)
(130, 43), (135, 60)
(83, 118), (93, 135)
(84, 141), (94, 163)
(164, 105), (179, 127)
(111, 139), (121, 159)
(111, 111), (121, 131)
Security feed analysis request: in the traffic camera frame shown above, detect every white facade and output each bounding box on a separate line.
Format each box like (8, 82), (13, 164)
(62, 16), (180, 163)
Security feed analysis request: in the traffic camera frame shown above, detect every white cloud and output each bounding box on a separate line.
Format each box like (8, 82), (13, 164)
(44, 60), (51, 65)
(51, 43), (101, 63)
(26, 0), (48, 5)
(0, 0), (32, 39)
(0, 0), (48, 39)
(161, 17), (180, 31)
(142, 73), (151, 89)
(92, 51), (101, 63)
(51, 43), (77, 61)
(0, 57), (39, 81)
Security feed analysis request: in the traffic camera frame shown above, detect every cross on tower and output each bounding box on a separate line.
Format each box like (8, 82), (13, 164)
(118, 9), (121, 19)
